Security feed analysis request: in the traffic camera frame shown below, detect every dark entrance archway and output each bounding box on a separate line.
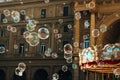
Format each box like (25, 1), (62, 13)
(32, 69), (49, 80)
(58, 70), (72, 80)
(0, 69), (6, 80)
(13, 71), (26, 80)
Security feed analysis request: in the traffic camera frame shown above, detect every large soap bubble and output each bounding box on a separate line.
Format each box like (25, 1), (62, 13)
(26, 32), (39, 46)
(64, 44), (73, 54)
(38, 27), (49, 39)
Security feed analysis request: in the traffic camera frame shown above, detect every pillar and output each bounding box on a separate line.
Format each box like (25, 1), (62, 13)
(90, 12), (96, 46)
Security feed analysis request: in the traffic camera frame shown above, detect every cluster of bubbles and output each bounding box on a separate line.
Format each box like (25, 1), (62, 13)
(7, 25), (17, 33)
(23, 19), (50, 46)
(3, 9), (25, 23)
(63, 43), (73, 63)
(15, 62), (26, 76)
(91, 24), (107, 38)
(113, 68), (120, 78)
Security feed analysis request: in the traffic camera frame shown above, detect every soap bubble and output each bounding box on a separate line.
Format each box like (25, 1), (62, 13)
(92, 29), (100, 37)
(23, 31), (30, 38)
(44, 0), (49, 3)
(73, 42), (79, 47)
(99, 24), (107, 33)
(3, 9), (10, 17)
(66, 58), (73, 63)
(26, 32), (39, 46)
(55, 34), (62, 39)
(45, 50), (51, 57)
(64, 53), (72, 60)
(113, 68), (120, 76)
(7, 25), (12, 31)
(11, 27), (17, 33)
(15, 67), (23, 76)
(26, 22), (36, 32)
(51, 52), (58, 59)
(62, 65), (68, 72)
(38, 27), (49, 39)
(0, 46), (5, 54)
(75, 12), (81, 20)
(13, 16), (20, 23)
(58, 19), (63, 24)
(53, 29), (59, 33)
(18, 62), (26, 72)
(67, 24), (72, 29)
(3, 18), (8, 23)
(14, 44), (18, 49)
(20, 10), (26, 15)
(11, 10), (20, 18)
(72, 64), (77, 69)
(52, 73), (59, 80)
(64, 44), (73, 54)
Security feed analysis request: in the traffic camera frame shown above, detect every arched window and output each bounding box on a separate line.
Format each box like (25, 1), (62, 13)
(33, 69), (49, 80)
(0, 69), (6, 80)
(58, 70), (72, 80)
(13, 71), (26, 80)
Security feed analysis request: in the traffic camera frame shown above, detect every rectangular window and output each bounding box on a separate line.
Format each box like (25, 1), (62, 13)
(1, 30), (5, 37)
(63, 6), (68, 16)
(19, 44), (24, 55)
(84, 38), (90, 48)
(64, 25), (69, 32)
(41, 9), (46, 18)
(40, 43), (46, 54)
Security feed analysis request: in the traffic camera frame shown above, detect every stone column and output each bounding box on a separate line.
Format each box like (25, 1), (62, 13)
(51, 23), (55, 51)
(73, 13), (80, 80)
(9, 32), (13, 56)
(90, 12), (96, 46)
